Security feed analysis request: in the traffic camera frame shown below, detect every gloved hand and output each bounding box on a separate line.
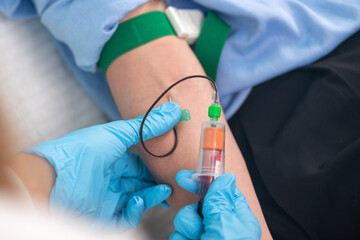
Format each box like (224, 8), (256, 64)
(170, 170), (261, 240)
(25, 102), (181, 231)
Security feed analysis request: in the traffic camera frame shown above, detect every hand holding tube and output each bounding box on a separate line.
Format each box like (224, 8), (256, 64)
(171, 170), (261, 240)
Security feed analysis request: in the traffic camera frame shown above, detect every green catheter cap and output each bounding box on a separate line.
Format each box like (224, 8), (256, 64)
(208, 104), (221, 120)
(180, 109), (191, 121)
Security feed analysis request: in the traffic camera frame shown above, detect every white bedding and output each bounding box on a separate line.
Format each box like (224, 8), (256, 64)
(0, 13), (107, 150)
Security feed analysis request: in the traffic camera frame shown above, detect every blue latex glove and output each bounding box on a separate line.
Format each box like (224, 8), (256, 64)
(25, 102), (181, 231)
(171, 170), (261, 240)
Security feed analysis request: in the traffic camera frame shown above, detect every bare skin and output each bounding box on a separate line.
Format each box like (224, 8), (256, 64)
(6, 153), (55, 211)
(0, 110), (54, 211)
(106, 1), (271, 238)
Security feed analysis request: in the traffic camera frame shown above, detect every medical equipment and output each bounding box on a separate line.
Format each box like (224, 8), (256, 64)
(139, 75), (219, 157)
(173, 171), (261, 239)
(165, 7), (204, 45)
(139, 75), (225, 217)
(192, 103), (225, 218)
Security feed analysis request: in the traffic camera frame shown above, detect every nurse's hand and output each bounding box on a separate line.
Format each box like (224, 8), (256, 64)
(171, 170), (261, 240)
(25, 102), (181, 231)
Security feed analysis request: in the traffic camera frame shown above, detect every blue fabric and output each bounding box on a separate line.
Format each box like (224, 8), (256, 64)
(0, 0), (36, 18)
(1, 0), (360, 119)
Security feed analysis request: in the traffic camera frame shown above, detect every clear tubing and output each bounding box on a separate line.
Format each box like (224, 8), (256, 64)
(192, 120), (225, 217)
(211, 90), (219, 105)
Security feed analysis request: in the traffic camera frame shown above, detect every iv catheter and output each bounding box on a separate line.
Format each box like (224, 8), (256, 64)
(139, 75), (218, 157)
(139, 75), (225, 218)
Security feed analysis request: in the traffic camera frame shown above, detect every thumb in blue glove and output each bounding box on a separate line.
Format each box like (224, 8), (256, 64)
(170, 170), (261, 240)
(25, 102), (181, 232)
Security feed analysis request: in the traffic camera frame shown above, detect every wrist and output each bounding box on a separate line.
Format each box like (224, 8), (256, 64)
(7, 153), (56, 211)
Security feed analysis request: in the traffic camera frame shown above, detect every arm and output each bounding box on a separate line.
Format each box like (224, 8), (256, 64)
(0, 112), (54, 211)
(105, 1), (271, 238)
(5, 153), (55, 211)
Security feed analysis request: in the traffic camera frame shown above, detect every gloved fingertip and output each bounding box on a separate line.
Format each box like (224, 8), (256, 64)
(159, 184), (172, 198)
(209, 173), (236, 192)
(203, 173), (237, 216)
(170, 231), (187, 240)
(156, 102), (181, 113)
(157, 200), (170, 208)
(151, 102), (182, 124)
(128, 195), (144, 212)
(139, 102), (182, 143)
(184, 203), (198, 212)
(175, 170), (196, 182)
(135, 184), (172, 211)
(176, 203), (199, 220)
(125, 195), (145, 228)
(223, 173), (236, 182)
(174, 204), (203, 239)
(175, 170), (198, 194)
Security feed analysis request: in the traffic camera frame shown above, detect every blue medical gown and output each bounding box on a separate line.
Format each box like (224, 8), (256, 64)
(1, 0), (360, 119)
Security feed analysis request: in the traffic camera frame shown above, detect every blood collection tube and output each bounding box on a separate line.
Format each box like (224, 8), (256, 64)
(192, 104), (225, 218)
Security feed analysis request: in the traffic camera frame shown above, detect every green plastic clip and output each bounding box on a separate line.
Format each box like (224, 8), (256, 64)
(180, 109), (191, 121)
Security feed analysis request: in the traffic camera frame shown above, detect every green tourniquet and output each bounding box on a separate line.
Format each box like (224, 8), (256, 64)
(98, 11), (176, 72)
(208, 104), (221, 121)
(195, 11), (231, 81)
(180, 109), (191, 121)
(98, 10), (231, 81)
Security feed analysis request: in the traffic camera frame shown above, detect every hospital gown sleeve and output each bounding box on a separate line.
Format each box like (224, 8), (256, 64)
(191, 0), (360, 117)
(0, 0), (150, 71)
(0, 0), (37, 18)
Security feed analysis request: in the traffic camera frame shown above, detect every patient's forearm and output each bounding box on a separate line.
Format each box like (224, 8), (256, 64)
(106, 2), (271, 238)
(107, 36), (212, 205)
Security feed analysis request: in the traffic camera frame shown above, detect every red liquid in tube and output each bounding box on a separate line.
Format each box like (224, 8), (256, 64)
(192, 121), (225, 218)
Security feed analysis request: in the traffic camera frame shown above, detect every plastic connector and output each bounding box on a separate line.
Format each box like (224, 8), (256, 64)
(165, 6), (204, 45)
(180, 109), (191, 121)
(208, 104), (221, 121)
